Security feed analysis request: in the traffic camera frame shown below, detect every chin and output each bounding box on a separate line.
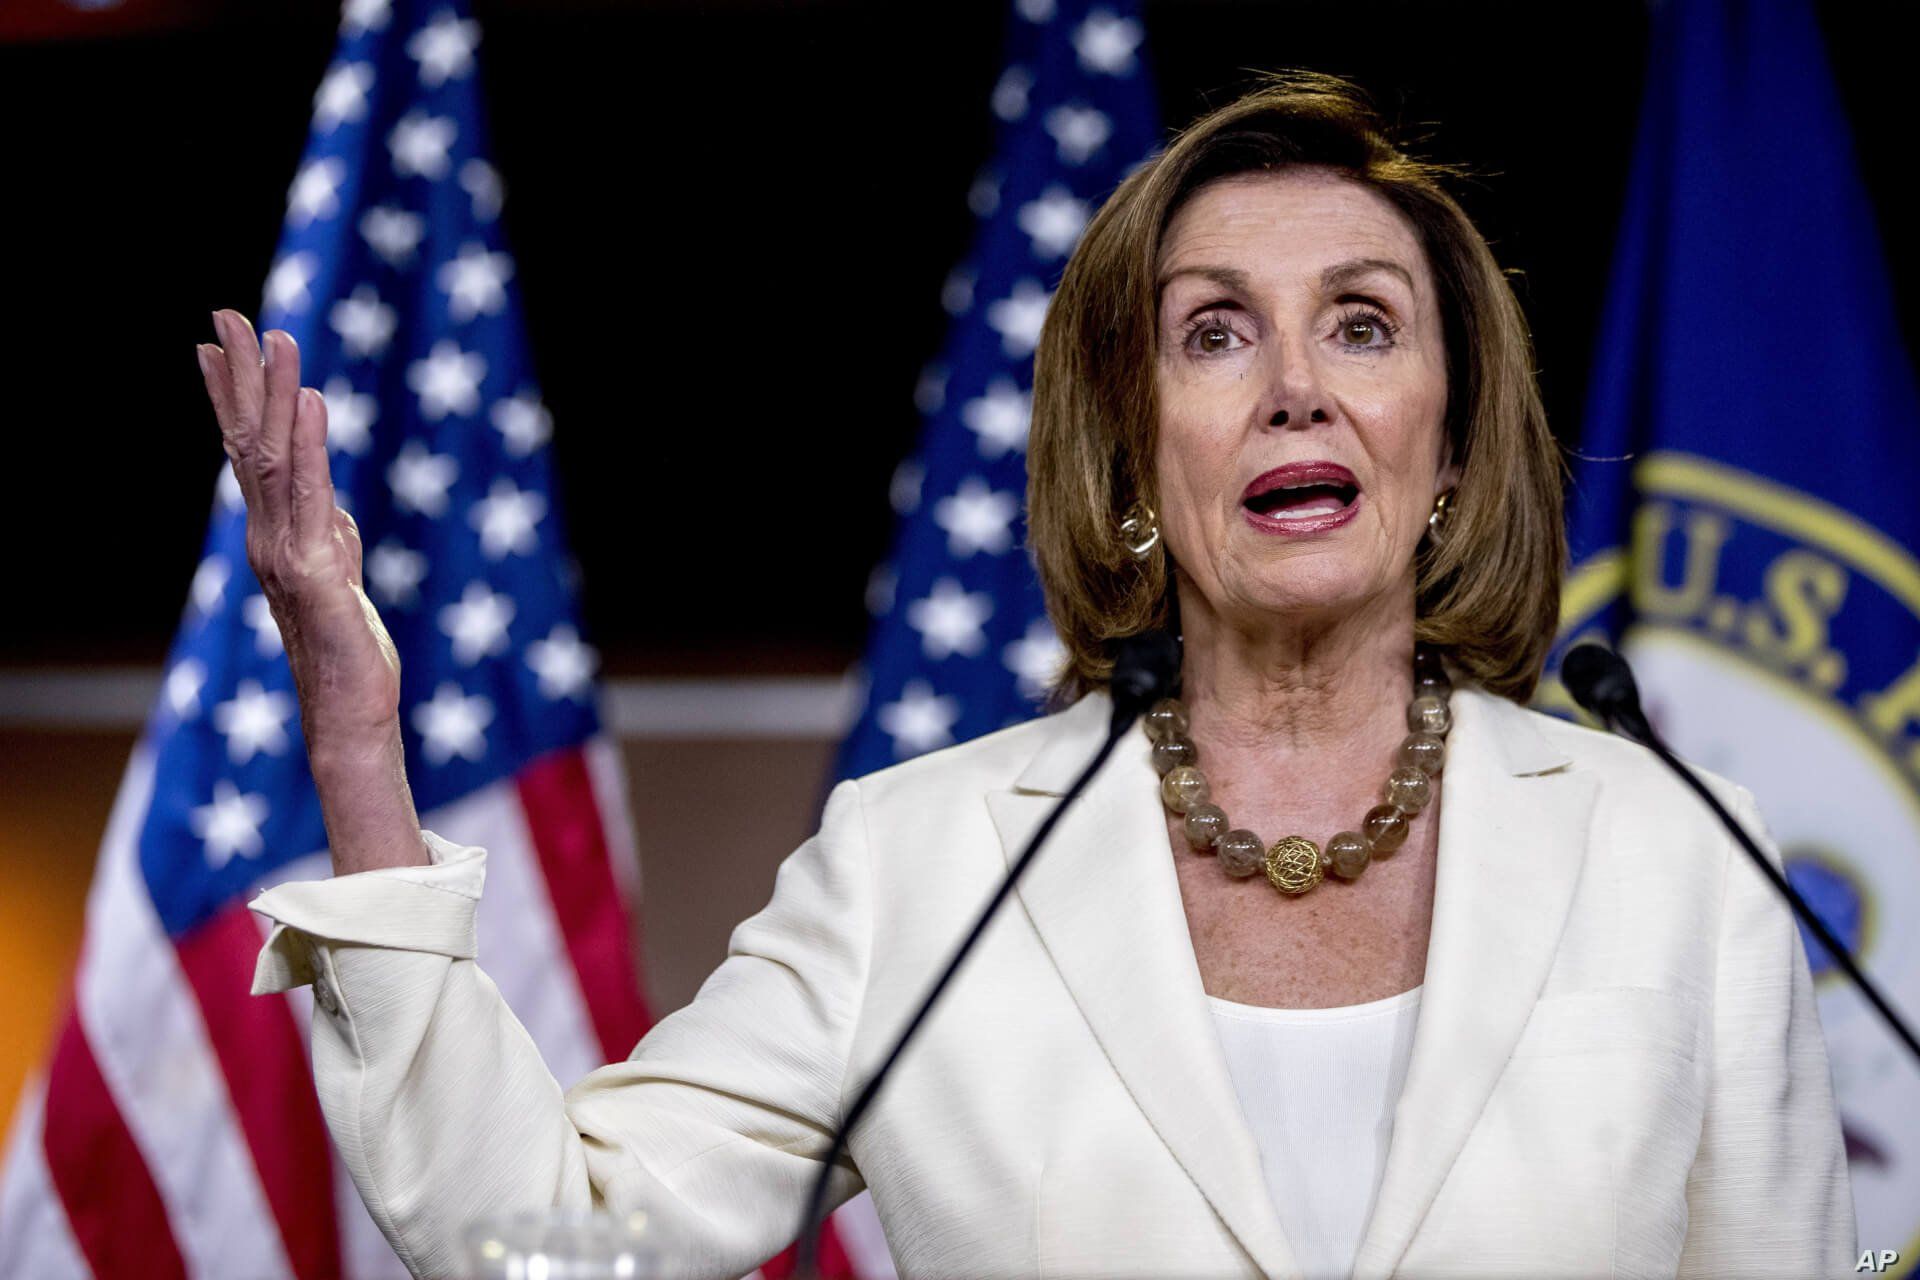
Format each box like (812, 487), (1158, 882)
(1232, 574), (1372, 624)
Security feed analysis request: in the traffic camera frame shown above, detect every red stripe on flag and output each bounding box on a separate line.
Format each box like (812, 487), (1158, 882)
(41, 1005), (189, 1280)
(515, 745), (654, 1059)
(758, 1220), (857, 1279)
(175, 903), (342, 1280)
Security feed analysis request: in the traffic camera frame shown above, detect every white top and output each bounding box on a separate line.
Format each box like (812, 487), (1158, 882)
(1207, 985), (1424, 1280)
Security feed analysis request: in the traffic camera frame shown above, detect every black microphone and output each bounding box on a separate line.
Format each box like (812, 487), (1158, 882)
(794, 631), (1181, 1274)
(1560, 641), (1651, 743)
(1560, 642), (1920, 1069)
(1107, 626), (1183, 726)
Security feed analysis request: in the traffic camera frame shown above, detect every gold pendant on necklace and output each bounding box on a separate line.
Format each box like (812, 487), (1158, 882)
(1264, 835), (1325, 895)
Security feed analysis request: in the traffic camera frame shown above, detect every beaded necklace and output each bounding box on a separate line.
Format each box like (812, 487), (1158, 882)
(1144, 645), (1454, 895)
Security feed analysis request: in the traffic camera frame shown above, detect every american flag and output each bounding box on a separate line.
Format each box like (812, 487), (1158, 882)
(0, 1), (653, 1274)
(761, 4), (1160, 1274)
(836, 0), (1159, 778)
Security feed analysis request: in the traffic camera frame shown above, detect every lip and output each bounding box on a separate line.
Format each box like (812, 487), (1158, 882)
(1240, 461), (1362, 537)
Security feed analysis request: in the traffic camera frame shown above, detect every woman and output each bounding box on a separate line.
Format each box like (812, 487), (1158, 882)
(200, 74), (1854, 1278)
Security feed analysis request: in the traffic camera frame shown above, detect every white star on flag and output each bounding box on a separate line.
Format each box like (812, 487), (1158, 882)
(1003, 619), (1067, 700)
(906, 577), (993, 660)
(992, 66), (1033, 122)
(437, 243), (514, 322)
(361, 205), (425, 266)
(1073, 9), (1143, 75)
(320, 376), (378, 455)
(961, 379), (1032, 457)
(242, 594), (284, 657)
(439, 580), (515, 665)
(406, 339), (487, 419)
(877, 679), (962, 757)
(286, 157), (346, 228)
(263, 251), (319, 314)
(526, 624), (599, 701)
(216, 463), (243, 512)
(314, 60), (374, 131)
(940, 269), (975, 317)
(329, 284), (397, 360)
(408, 11), (481, 86)
(968, 170), (1001, 218)
(340, 0), (391, 36)
(914, 365), (948, 414)
(1017, 0), (1056, 21)
(1018, 185), (1089, 258)
(865, 564), (897, 616)
(460, 158), (504, 221)
(986, 279), (1050, 357)
(1044, 103), (1112, 165)
(189, 554), (229, 616)
(212, 679), (297, 765)
(413, 681), (494, 765)
(366, 539), (428, 606)
(388, 441), (459, 516)
(164, 659), (207, 719)
(890, 459), (926, 515)
(468, 476), (547, 559)
(490, 390), (552, 456)
(191, 780), (271, 870)
(389, 110), (457, 180)
(933, 477), (1018, 557)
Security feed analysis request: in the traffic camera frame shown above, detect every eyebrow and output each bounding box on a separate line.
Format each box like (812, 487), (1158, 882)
(1156, 264), (1253, 298)
(1320, 257), (1415, 296)
(1156, 256), (1416, 304)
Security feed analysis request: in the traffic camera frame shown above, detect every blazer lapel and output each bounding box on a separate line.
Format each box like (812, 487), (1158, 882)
(986, 692), (1302, 1279)
(1350, 684), (1598, 1278)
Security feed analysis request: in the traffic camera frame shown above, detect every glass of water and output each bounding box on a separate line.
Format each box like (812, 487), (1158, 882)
(462, 1207), (670, 1279)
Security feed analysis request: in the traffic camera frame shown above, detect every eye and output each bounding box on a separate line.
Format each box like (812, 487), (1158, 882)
(1335, 305), (1400, 350)
(1182, 310), (1246, 356)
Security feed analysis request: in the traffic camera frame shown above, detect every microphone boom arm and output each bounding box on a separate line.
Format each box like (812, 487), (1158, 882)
(793, 697), (1146, 1274)
(1629, 722), (1920, 1068)
(1563, 642), (1920, 1070)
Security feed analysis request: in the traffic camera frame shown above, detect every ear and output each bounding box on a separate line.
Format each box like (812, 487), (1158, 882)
(1433, 429), (1463, 496)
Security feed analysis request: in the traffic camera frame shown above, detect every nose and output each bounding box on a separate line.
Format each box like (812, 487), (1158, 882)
(1258, 330), (1332, 429)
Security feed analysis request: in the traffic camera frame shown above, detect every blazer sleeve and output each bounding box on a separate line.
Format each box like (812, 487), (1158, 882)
(248, 777), (873, 1280)
(1675, 782), (1857, 1278)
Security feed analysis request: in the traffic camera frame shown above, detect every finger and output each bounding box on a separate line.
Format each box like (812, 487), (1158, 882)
(333, 506), (365, 590)
(213, 309), (265, 433)
(252, 328), (303, 534)
(197, 341), (265, 515)
(211, 311), (266, 501)
(290, 386), (336, 552)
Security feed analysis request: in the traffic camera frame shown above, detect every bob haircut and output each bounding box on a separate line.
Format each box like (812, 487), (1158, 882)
(1028, 70), (1568, 705)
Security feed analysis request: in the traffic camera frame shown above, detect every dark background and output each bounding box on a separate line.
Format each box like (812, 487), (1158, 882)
(1, 0), (1910, 673)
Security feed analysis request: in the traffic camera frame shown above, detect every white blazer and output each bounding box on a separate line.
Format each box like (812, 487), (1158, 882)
(251, 681), (1857, 1279)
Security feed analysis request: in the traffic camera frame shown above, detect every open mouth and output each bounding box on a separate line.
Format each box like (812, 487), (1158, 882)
(1243, 481), (1359, 519)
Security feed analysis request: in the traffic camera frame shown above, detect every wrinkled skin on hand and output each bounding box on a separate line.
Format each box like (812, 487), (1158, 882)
(197, 310), (426, 872)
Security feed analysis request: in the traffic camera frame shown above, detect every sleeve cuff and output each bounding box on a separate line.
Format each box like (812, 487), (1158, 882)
(249, 829), (488, 995)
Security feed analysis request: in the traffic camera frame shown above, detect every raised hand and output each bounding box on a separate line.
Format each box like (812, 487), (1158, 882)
(198, 310), (428, 872)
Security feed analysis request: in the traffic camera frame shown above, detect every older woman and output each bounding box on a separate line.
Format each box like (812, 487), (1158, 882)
(200, 74), (1854, 1279)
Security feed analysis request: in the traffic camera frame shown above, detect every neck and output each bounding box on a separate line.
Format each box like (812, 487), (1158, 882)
(1172, 578), (1420, 830)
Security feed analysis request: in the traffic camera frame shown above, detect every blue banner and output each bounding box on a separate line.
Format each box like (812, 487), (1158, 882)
(1547, 0), (1915, 1260)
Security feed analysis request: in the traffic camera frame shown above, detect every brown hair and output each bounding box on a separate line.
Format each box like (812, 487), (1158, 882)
(1028, 70), (1568, 704)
